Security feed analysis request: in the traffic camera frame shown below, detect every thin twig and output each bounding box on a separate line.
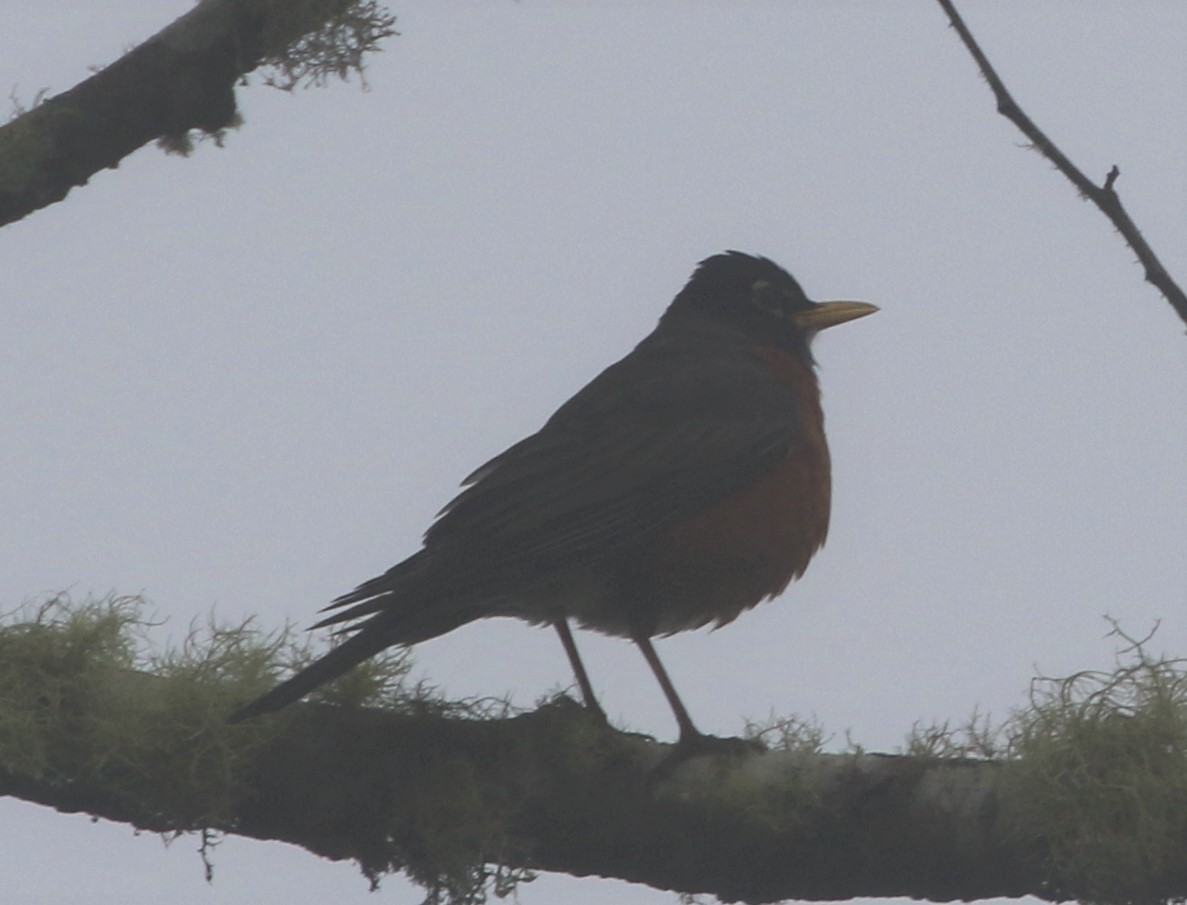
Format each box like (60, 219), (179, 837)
(936, 0), (1187, 328)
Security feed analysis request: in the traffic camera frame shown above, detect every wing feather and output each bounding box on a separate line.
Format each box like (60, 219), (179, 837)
(319, 323), (809, 630)
(425, 324), (804, 574)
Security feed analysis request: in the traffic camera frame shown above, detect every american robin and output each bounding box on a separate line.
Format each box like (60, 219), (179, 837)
(230, 252), (876, 745)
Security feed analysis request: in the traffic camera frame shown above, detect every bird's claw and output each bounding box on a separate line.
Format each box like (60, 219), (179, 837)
(650, 731), (765, 782)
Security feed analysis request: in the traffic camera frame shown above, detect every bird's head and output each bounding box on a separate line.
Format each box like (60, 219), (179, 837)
(663, 251), (877, 359)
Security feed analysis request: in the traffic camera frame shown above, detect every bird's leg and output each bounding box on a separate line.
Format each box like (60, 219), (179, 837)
(553, 620), (608, 723)
(631, 630), (705, 745)
(633, 632), (764, 780)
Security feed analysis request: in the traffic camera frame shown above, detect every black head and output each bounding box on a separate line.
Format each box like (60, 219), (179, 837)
(662, 251), (877, 358)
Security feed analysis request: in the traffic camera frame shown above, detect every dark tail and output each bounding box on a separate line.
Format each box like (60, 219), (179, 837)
(228, 581), (493, 723)
(227, 624), (402, 723)
(228, 550), (503, 723)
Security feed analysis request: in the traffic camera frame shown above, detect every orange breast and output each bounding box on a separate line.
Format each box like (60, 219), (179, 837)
(634, 347), (833, 634)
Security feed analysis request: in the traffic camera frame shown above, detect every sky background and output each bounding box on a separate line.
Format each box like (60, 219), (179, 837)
(3, 2), (1186, 904)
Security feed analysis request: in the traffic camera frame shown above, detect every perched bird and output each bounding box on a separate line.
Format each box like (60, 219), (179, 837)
(229, 252), (876, 745)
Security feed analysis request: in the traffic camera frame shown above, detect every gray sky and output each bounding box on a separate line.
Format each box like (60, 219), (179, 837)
(3, 3), (1186, 903)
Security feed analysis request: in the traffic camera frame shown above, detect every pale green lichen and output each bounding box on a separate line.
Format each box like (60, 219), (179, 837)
(901, 621), (1187, 905)
(1007, 622), (1187, 905)
(256, 0), (397, 90)
(744, 711), (828, 754)
(905, 708), (1002, 760)
(9, 597), (1186, 904)
(0, 594), (301, 824)
(0, 593), (143, 778)
(0, 593), (523, 904)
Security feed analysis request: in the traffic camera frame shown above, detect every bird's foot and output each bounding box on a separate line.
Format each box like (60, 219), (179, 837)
(562, 690), (611, 727)
(549, 690), (615, 732)
(678, 729), (766, 758)
(651, 730), (765, 781)
(582, 697), (610, 726)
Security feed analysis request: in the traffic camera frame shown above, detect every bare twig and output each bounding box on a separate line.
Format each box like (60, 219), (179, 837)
(936, 0), (1187, 329)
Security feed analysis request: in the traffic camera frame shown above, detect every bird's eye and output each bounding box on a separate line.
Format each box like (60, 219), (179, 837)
(748, 281), (787, 318)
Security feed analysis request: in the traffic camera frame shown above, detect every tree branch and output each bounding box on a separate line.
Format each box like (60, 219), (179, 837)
(2, 599), (1187, 902)
(0, 0), (395, 228)
(2, 672), (1186, 903)
(0, 689), (1049, 903)
(936, 0), (1187, 328)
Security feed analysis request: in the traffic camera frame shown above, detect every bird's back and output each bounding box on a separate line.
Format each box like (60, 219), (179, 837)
(319, 318), (816, 640)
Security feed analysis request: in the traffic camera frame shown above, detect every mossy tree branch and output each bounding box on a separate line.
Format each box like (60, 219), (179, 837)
(2, 598), (1187, 904)
(0, 0), (396, 228)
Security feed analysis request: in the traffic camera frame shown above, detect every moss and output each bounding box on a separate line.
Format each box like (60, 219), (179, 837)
(13, 597), (1185, 905)
(744, 711), (827, 754)
(898, 624), (1187, 905)
(0, 594), (141, 777)
(256, 0), (398, 90)
(387, 753), (532, 904)
(0, 594), (296, 825)
(905, 709), (1003, 760)
(1007, 623), (1187, 904)
(0, 593), (527, 904)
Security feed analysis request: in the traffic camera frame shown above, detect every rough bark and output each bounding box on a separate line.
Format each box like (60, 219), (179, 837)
(0, 690), (1078, 903)
(3, 633), (1187, 904)
(0, 0), (389, 227)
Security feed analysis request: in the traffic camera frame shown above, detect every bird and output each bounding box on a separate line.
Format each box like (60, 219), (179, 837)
(229, 252), (876, 747)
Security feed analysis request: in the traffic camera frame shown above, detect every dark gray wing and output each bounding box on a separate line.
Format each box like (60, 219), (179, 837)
(322, 322), (806, 628)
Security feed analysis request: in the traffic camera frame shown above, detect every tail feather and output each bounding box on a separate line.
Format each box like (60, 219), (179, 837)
(228, 548), (512, 723)
(312, 553), (430, 630)
(228, 593), (496, 723)
(227, 625), (399, 722)
(310, 591), (393, 630)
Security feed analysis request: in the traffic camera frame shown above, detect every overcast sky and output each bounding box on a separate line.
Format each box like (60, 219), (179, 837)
(3, 3), (1186, 904)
